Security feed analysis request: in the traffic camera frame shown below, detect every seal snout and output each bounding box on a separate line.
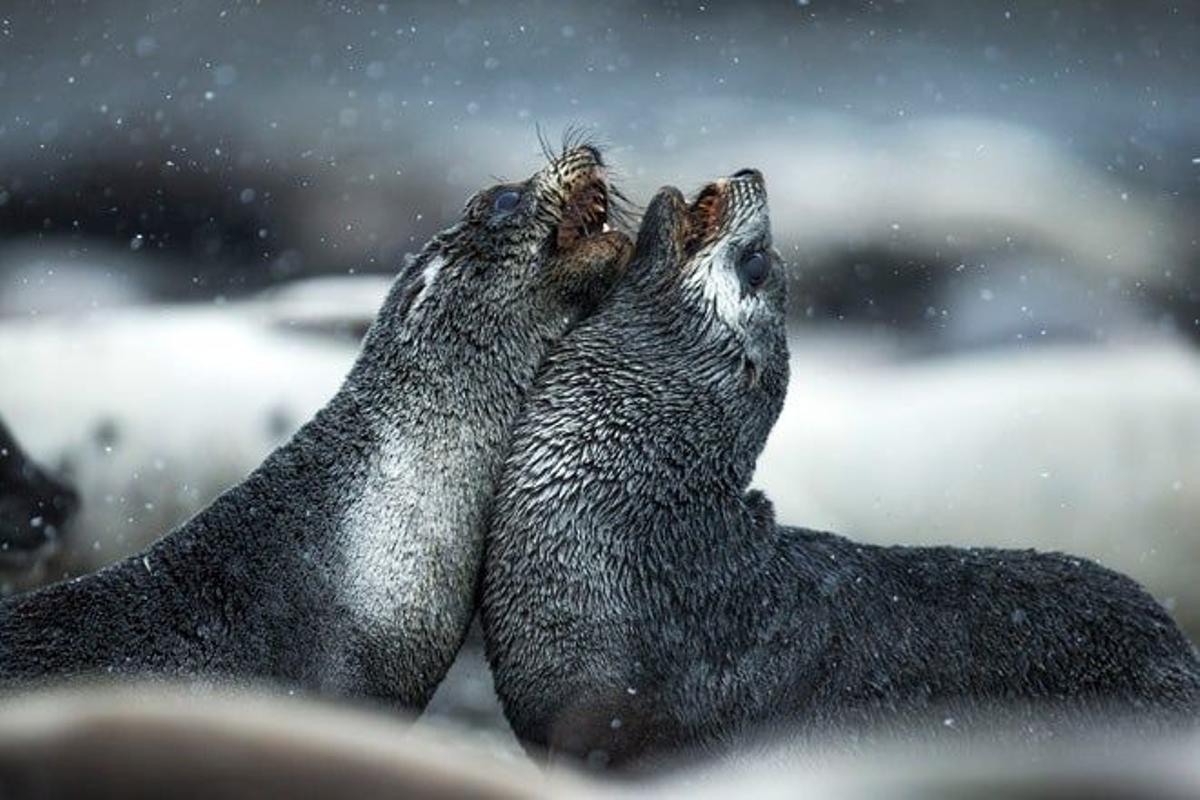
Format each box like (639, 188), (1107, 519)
(541, 145), (633, 301)
(542, 144), (621, 255)
(579, 144), (605, 168)
(684, 169), (767, 255)
(555, 169), (611, 252)
(685, 182), (726, 253)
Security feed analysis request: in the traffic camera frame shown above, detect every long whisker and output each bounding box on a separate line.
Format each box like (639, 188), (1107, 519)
(535, 123), (557, 166)
(607, 182), (641, 234)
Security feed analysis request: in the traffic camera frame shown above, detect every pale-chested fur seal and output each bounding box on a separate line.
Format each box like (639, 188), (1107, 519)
(0, 143), (632, 709)
(481, 172), (1200, 770)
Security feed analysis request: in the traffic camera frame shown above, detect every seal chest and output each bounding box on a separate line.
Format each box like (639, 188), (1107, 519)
(338, 422), (486, 676)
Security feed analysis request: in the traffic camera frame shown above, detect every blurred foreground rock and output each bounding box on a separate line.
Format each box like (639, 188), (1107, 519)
(0, 683), (1197, 800)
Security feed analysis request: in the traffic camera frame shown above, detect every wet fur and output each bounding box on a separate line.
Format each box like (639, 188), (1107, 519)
(0, 146), (629, 709)
(481, 181), (1200, 770)
(0, 420), (78, 569)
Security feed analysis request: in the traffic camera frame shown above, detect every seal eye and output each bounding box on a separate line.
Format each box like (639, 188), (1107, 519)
(739, 250), (769, 289)
(493, 190), (522, 214)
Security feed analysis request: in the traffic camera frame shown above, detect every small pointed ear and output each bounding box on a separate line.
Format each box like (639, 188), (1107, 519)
(635, 186), (688, 265)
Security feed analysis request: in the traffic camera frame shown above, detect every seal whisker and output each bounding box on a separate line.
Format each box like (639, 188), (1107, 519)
(608, 189), (640, 234)
(535, 122), (558, 168)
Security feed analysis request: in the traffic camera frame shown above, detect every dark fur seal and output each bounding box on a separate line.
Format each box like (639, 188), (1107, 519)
(0, 144), (632, 709)
(481, 172), (1200, 770)
(0, 420), (78, 570)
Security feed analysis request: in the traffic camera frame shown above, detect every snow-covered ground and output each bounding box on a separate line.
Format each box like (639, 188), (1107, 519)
(0, 277), (389, 589)
(757, 334), (1200, 636)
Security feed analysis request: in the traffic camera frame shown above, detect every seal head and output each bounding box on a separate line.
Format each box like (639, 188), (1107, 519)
(618, 170), (790, 482)
(387, 143), (631, 340)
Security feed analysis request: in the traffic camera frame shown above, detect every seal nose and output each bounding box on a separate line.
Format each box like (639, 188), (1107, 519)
(731, 168), (763, 182)
(580, 145), (605, 168)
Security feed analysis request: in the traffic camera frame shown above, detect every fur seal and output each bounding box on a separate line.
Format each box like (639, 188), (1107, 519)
(480, 172), (1200, 770)
(0, 143), (632, 709)
(0, 420), (78, 572)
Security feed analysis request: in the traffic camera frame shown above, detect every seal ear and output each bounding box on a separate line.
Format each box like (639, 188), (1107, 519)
(635, 187), (688, 267)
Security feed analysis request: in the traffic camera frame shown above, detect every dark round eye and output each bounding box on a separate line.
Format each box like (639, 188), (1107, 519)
(739, 250), (770, 288)
(493, 190), (522, 213)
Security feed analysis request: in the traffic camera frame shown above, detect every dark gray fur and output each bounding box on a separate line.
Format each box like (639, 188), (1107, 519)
(0, 420), (78, 569)
(0, 145), (630, 710)
(481, 177), (1200, 770)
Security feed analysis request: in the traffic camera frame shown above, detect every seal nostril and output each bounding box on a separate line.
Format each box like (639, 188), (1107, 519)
(582, 145), (604, 167)
(732, 168), (762, 181)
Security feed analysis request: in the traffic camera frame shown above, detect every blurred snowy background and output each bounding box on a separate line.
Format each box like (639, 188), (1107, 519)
(1, 0), (1199, 741)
